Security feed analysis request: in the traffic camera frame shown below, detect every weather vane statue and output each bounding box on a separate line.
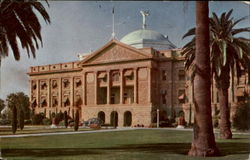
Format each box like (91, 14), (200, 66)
(140, 10), (150, 29)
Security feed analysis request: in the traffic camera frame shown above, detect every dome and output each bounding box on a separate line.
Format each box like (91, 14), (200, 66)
(120, 29), (176, 50)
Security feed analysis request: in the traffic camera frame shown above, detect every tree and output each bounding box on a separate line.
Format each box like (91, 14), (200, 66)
(0, 0), (50, 63)
(188, 2), (219, 157)
(0, 98), (5, 113)
(74, 110), (79, 131)
(182, 9), (250, 139)
(19, 110), (24, 130)
(6, 92), (30, 120)
(64, 111), (68, 128)
(12, 106), (17, 134)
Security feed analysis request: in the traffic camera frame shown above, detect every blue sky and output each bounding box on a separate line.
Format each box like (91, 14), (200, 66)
(0, 1), (249, 99)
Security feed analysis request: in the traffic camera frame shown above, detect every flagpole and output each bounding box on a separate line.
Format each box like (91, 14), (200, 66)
(112, 6), (115, 39)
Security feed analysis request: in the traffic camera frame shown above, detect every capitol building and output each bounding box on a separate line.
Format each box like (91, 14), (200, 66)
(28, 11), (249, 127)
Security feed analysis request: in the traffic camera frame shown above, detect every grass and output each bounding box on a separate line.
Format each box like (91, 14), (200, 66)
(0, 129), (249, 160)
(0, 126), (92, 135)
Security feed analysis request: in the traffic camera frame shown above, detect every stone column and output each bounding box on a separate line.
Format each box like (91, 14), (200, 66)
(37, 80), (40, 108)
(29, 80), (32, 108)
(58, 78), (62, 107)
(148, 67), (152, 103)
(134, 68), (138, 104)
(48, 79), (51, 108)
(107, 71), (110, 104)
(82, 72), (86, 105)
(70, 77), (74, 107)
(94, 72), (98, 105)
(120, 69), (124, 104)
(118, 112), (124, 127)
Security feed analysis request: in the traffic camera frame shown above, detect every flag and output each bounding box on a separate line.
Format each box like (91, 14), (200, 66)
(112, 7), (114, 14)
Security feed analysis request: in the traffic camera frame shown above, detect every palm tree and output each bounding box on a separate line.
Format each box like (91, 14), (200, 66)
(182, 9), (250, 139)
(188, 2), (219, 156)
(0, 0), (50, 62)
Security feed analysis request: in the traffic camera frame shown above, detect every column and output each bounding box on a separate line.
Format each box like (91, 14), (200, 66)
(70, 77), (74, 107)
(82, 72), (86, 105)
(59, 78), (62, 107)
(94, 72), (98, 105)
(47, 79), (51, 107)
(107, 71), (110, 104)
(148, 67), (152, 103)
(120, 69), (124, 104)
(29, 80), (33, 108)
(37, 80), (40, 108)
(134, 68), (138, 104)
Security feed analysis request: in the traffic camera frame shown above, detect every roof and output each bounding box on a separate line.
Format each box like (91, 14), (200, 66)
(120, 29), (176, 50)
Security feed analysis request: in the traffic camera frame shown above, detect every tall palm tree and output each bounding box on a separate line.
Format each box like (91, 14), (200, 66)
(182, 9), (250, 139)
(0, 0), (50, 62)
(188, 2), (219, 156)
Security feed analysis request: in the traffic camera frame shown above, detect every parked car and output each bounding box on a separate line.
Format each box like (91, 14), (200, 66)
(84, 118), (103, 127)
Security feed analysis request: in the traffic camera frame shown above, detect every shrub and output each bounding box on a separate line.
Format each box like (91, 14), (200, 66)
(59, 120), (65, 126)
(24, 119), (32, 125)
(0, 119), (11, 125)
(42, 118), (52, 125)
(32, 113), (45, 125)
(233, 102), (250, 131)
(55, 112), (64, 125)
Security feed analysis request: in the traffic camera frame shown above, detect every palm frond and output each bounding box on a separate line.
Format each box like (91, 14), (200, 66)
(182, 28), (195, 39)
(232, 27), (250, 35)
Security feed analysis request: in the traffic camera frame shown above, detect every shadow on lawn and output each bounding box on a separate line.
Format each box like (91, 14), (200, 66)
(2, 148), (102, 157)
(2, 142), (250, 157)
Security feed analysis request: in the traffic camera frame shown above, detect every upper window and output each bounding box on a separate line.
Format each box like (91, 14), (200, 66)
(178, 70), (185, 81)
(162, 70), (167, 81)
(112, 71), (120, 82)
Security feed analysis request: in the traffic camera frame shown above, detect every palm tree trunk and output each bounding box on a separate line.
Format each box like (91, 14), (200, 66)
(216, 65), (232, 139)
(218, 87), (232, 139)
(188, 2), (219, 157)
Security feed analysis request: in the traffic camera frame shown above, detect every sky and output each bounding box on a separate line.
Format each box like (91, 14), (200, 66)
(0, 1), (249, 99)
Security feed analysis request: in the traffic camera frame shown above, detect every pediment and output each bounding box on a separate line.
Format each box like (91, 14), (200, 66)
(79, 40), (151, 66)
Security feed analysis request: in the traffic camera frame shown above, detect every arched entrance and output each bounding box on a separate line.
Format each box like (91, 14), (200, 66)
(124, 111), (132, 127)
(110, 111), (118, 127)
(98, 111), (105, 124)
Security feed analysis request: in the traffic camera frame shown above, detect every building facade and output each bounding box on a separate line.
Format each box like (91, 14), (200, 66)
(28, 27), (188, 127)
(28, 21), (249, 127)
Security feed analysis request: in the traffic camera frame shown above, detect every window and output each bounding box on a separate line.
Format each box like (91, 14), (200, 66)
(162, 70), (167, 80)
(75, 79), (82, 87)
(237, 96), (245, 102)
(32, 83), (37, 90)
(124, 70), (134, 81)
(112, 71), (120, 81)
(178, 89), (185, 104)
(52, 80), (57, 89)
(63, 79), (70, 88)
(52, 97), (58, 107)
(41, 82), (47, 90)
(162, 94), (166, 104)
(178, 70), (185, 81)
(161, 90), (167, 104)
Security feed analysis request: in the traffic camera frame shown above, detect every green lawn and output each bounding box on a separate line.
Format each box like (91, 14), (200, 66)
(0, 129), (249, 160)
(0, 126), (92, 135)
